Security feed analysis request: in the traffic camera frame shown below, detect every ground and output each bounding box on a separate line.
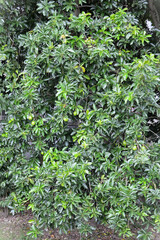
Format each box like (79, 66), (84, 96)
(0, 210), (159, 240)
(0, 210), (29, 240)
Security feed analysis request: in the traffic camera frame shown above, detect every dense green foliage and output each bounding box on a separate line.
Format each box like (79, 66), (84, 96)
(0, 0), (160, 239)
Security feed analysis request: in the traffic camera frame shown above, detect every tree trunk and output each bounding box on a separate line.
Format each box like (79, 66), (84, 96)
(74, 0), (80, 17)
(148, 0), (160, 28)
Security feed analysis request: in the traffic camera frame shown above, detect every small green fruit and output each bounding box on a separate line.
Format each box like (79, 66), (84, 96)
(137, 132), (142, 138)
(73, 111), (77, 116)
(132, 145), (137, 151)
(28, 115), (33, 120)
(63, 117), (69, 122)
(137, 135), (142, 138)
(41, 151), (44, 155)
(31, 121), (35, 126)
(141, 146), (146, 151)
(122, 140), (127, 146)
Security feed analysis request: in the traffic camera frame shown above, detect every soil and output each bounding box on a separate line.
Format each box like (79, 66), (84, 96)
(0, 209), (30, 240)
(42, 221), (126, 240)
(0, 209), (159, 240)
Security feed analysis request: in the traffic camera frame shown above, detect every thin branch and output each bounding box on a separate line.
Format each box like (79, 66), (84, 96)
(79, 5), (93, 8)
(149, 129), (160, 139)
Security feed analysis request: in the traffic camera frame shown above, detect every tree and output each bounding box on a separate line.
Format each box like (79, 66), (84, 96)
(0, 1), (160, 239)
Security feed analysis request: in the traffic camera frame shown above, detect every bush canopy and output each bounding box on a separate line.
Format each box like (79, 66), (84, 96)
(0, 0), (160, 239)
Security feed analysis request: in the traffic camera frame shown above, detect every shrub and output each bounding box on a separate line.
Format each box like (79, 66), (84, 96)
(0, 1), (160, 239)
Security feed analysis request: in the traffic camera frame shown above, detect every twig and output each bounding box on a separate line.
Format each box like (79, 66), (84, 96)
(149, 129), (160, 139)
